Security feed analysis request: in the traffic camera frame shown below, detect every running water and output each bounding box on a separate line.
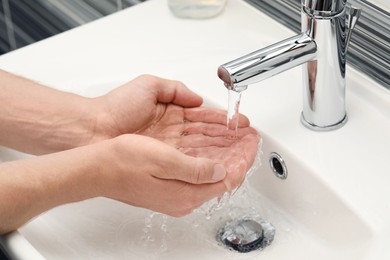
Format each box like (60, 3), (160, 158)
(199, 87), (247, 220)
(199, 87), (249, 219)
(227, 89), (242, 136)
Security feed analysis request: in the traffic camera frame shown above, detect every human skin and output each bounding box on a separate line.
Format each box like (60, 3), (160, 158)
(0, 71), (259, 234)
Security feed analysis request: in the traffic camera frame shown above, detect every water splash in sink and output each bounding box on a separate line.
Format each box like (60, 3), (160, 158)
(134, 87), (278, 256)
(141, 212), (169, 253)
(136, 139), (280, 256)
(200, 138), (263, 220)
(136, 177), (285, 258)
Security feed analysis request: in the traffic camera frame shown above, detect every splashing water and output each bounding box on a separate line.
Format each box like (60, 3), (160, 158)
(138, 140), (266, 255)
(141, 212), (169, 253)
(199, 138), (263, 220)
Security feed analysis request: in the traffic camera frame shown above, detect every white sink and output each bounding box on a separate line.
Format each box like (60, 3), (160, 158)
(1, 0), (389, 259)
(3, 71), (390, 259)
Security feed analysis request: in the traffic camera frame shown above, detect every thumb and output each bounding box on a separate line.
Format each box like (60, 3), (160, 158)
(145, 137), (226, 184)
(157, 150), (226, 184)
(175, 155), (227, 184)
(152, 76), (203, 107)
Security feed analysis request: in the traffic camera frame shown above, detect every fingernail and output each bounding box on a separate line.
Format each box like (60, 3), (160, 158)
(212, 164), (226, 181)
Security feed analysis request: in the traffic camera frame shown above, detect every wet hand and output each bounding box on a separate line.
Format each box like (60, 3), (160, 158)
(99, 134), (231, 217)
(136, 105), (260, 191)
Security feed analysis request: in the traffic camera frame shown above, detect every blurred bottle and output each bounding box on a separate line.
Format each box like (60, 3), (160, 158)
(168, 0), (227, 19)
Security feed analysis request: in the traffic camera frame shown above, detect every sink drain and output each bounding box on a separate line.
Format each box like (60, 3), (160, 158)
(217, 217), (275, 253)
(269, 152), (288, 179)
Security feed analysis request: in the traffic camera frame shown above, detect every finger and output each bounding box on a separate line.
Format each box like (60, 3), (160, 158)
(178, 134), (236, 148)
(154, 149), (227, 184)
(179, 133), (260, 161)
(140, 75), (203, 107)
(184, 107), (250, 127)
(179, 146), (227, 162)
(184, 156), (227, 184)
(182, 122), (258, 138)
(181, 134), (260, 191)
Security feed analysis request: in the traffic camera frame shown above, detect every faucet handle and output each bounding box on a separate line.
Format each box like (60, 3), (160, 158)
(346, 4), (361, 30)
(346, 4), (361, 51)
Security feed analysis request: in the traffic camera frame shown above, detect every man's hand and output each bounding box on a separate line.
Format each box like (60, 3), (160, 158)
(90, 74), (204, 141)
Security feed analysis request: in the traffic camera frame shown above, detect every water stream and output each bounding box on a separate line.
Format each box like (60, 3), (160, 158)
(227, 89), (242, 135)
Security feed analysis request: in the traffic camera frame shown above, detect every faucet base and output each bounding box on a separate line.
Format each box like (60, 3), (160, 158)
(300, 113), (348, 131)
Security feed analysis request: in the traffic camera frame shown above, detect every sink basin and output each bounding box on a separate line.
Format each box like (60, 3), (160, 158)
(0, 0), (389, 259)
(2, 71), (389, 259)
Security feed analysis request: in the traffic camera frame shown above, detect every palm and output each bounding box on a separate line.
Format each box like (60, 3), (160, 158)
(102, 75), (205, 136)
(137, 104), (260, 187)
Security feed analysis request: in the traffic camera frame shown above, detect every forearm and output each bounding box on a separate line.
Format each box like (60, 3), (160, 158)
(0, 145), (103, 234)
(0, 69), (98, 154)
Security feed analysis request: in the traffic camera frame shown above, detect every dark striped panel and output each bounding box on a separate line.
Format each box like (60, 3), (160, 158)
(0, 0), (146, 55)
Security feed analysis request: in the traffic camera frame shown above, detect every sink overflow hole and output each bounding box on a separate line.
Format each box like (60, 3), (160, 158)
(269, 152), (288, 179)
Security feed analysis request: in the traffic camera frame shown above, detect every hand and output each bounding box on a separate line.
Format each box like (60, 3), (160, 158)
(98, 124), (258, 217)
(135, 104), (260, 190)
(89, 74), (204, 142)
(98, 134), (231, 217)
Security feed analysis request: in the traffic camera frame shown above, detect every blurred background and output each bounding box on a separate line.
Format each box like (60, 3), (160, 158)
(0, 0), (388, 87)
(0, 0), (146, 55)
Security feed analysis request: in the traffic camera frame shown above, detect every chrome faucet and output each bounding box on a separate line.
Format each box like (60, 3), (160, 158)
(218, 0), (361, 131)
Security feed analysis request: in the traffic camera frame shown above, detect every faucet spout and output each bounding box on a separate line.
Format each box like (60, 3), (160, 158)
(218, 0), (360, 131)
(218, 33), (317, 92)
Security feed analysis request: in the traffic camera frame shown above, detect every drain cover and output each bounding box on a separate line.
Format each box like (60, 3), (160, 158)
(217, 218), (275, 253)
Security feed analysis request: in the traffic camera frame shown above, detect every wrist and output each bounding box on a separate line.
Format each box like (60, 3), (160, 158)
(37, 145), (104, 205)
(40, 95), (99, 153)
(0, 69), (102, 154)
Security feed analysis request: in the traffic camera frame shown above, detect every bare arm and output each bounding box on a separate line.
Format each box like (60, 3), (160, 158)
(0, 135), (229, 234)
(0, 69), (97, 154)
(0, 71), (208, 155)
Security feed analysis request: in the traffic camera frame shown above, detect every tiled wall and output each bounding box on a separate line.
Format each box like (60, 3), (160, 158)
(0, 0), (146, 55)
